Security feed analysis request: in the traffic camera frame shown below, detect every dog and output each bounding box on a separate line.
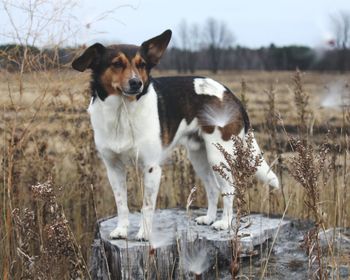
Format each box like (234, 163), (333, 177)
(72, 29), (279, 240)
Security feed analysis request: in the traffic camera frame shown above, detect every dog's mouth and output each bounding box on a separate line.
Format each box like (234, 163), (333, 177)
(111, 83), (143, 97)
(122, 87), (143, 96)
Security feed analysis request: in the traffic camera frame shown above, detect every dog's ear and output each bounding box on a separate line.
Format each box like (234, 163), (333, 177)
(72, 43), (106, 72)
(140, 29), (172, 68)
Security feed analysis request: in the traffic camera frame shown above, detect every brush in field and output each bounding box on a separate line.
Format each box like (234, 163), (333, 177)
(213, 130), (263, 278)
(288, 137), (330, 279)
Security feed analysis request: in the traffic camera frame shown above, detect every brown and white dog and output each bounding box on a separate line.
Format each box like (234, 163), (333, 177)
(72, 30), (279, 240)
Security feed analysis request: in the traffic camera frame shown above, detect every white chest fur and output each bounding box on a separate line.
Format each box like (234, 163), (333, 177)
(88, 85), (162, 163)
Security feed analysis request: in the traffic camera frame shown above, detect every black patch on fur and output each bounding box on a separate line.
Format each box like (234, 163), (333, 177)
(112, 44), (139, 61)
(151, 76), (250, 145)
(153, 76), (201, 145)
(136, 78), (151, 100)
(91, 71), (109, 101)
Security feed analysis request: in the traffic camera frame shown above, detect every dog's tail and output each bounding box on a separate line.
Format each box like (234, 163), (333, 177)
(251, 135), (279, 189)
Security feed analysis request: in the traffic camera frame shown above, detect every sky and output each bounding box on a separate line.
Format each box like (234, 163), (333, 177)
(0, 0), (349, 48)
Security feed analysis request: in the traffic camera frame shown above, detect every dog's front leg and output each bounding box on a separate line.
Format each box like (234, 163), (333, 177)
(136, 164), (161, 240)
(103, 157), (129, 239)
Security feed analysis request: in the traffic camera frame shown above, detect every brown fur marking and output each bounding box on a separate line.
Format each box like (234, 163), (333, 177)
(153, 77), (248, 146)
(219, 120), (243, 141)
(132, 53), (148, 86)
(99, 67), (123, 96)
(198, 93), (244, 141)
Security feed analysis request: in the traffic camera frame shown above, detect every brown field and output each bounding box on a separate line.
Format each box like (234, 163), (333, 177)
(1, 69), (350, 278)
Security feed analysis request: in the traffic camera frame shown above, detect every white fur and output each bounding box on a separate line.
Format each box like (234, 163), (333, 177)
(187, 144), (219, 226)
(194, 78), (226, 100)
(199, 102), (239, 127)
(88, 86), (208, 239)
(199, 128), (279, 231)
(202, 128), (235, 230)
(88, 85), (162, 157)
(252, 137), (279, 188)
(89, 85), (163, 239)
(88, 82), (279, 239)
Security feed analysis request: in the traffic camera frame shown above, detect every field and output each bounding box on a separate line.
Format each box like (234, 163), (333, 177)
(1, 69), (350, 278)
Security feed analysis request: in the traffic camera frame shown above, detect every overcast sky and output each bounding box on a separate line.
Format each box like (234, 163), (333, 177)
(0, 0), (349, 48)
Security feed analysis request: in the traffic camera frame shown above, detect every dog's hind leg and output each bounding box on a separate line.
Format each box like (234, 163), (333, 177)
(187, 143), (220, 225)
(202, 128), (238, 231)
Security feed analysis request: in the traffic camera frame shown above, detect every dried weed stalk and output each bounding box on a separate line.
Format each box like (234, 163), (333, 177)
(239, 78), (248, 110)
(341, 83), (350, 228)
(13, 179), (89, 279)
(292, 69), (310, 138)
(264, 82), (285, 211)
(213, 130), (262, 278)
(265, 82), (278, 156)
(0, 1), (112, 277)
(288, 138), (330, 279)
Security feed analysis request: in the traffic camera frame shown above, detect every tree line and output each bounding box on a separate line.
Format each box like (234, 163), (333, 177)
(159, 16), (350, 73)
(0, 15), (349, 73)
(159, 44), (349, 72)
(1, 43), (348, 73)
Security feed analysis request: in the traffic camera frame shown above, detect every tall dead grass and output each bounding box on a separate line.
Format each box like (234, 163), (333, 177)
(1, 59), (350, 279)
(213, 130), (262, 278)
(0, 3), (349, 277)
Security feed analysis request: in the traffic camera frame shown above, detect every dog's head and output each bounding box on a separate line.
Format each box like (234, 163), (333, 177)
(72, 29), (172, 100)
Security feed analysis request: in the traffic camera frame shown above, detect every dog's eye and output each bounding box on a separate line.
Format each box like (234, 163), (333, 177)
(138, 62), (146, 69)
(112, 61), (124, 68)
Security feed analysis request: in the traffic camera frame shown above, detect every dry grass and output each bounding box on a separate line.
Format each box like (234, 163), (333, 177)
(213, 130), (263, 278)
(1, 69), (350, 278)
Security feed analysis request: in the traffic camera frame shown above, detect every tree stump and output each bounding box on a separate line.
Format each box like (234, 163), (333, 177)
(90, 208), (290, 279)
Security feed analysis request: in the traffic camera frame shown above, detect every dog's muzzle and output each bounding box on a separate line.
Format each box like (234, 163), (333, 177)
(123, 78), (143, 96)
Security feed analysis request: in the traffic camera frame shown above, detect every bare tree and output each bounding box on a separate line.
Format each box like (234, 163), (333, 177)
(188, 23), (201, 73)
(330, 11), (350, 71)
(175, 19), (189, 73)
(203, 18), (234, 73)
(176, 19), (201, 73)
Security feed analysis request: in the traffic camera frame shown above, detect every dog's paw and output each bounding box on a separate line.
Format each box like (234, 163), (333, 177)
(136, 228), (150, 241)
(195, 215), (215, 225)
(109, 226), (128, 239)
(211, 219), (231, 231)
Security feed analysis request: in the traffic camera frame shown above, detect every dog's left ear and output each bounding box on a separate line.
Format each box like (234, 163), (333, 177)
(140, 29), (172, 68)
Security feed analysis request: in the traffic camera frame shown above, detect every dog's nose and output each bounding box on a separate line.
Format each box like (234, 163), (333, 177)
(129, 78), (142, 91)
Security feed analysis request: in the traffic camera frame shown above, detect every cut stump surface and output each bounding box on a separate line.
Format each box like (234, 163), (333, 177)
(91, 208), (290, 279)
